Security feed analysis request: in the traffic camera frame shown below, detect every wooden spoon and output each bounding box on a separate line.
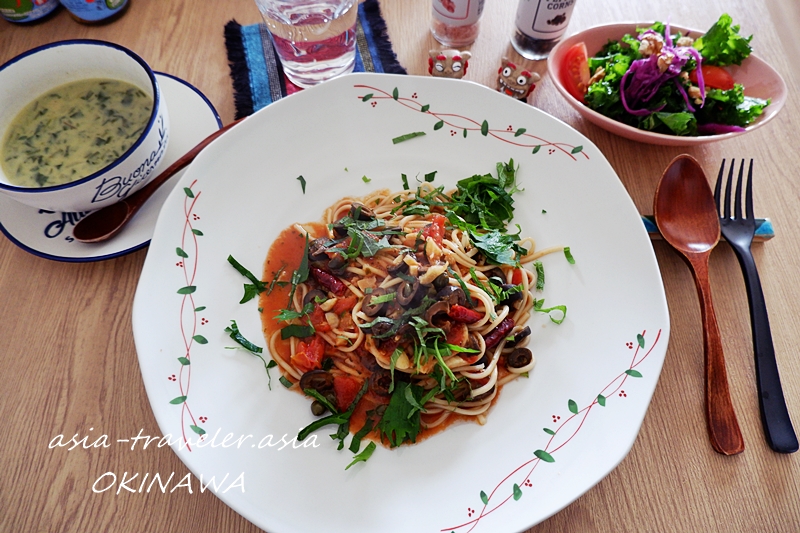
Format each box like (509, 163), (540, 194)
(654, 154), (745, 455)
(72, 118), (243, 243)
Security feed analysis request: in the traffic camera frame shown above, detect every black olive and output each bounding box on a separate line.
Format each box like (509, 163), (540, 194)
(328, 254), (348, 275)
(499, 284), (524, 306)
(424, 300), (450, 324)
(331, 223), (348, 238)
(436, 285), (467, 307)
(506, 348), (533, 369)
(387, 259), (409, 275)
(299, 369), (334, 393)
(450, 379), (472, 402)
(303, 289), (327, 307)
(362, 288), (387, 317)
(369, 368), (393, 397)
(432, 273), (450, 291)
(396, 279), (421, 307)
(349, 202), (375, 221)
(307, 238), (329, 262)
(368, 320), (393, 337)
(505, 326), (532, 348)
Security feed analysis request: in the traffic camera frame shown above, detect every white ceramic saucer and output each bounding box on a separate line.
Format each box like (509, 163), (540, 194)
(0, 72), (222, 262)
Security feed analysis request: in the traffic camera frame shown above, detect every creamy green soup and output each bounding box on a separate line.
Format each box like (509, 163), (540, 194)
(1, 78), (153, 187)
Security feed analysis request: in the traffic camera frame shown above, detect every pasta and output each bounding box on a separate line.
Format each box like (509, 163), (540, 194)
(260, 164), (563, 450)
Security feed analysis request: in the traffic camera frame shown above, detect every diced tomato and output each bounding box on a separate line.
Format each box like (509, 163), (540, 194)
(332, 295), (358, 315)
(290, 335), (325, 373)
(333, 375), (362, 411)
(689, 65), (734, 91)
(420, 214), (447, 247)
(560, 42), (590, 103)
(511, 268), (524, 285)
(308, 305), (331, 332)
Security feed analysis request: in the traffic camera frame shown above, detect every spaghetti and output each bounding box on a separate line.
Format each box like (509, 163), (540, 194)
(260, 162), (563, 450)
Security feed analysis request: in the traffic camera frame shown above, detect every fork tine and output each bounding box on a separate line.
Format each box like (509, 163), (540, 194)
(734, 159), (745, 219)
(724, 158), (735, 219)
(715, 159), (724, 214)
(745, 159), (754, 219)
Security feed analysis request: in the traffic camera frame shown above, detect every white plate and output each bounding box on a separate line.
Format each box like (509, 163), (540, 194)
(133, 73), (670, 533)
(0, 72), (222, 262)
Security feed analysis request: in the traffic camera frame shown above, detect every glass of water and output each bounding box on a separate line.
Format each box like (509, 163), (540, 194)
(253, 0), (358, 88)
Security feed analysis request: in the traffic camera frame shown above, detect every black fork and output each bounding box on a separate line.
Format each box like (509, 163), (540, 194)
(715, 159), (798, 453)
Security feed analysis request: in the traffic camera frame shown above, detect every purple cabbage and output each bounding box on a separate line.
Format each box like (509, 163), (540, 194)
(697, 123), (746, 135)
(621, 25), (706, 116)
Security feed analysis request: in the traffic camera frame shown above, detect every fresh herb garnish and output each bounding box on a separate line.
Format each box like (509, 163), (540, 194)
(274, 302), (314, 322)
(378, 381), (423, 447)
(225, 320), (278, 389)
(534, 299), (567, 324)
(280, 324), (315, 339)
(286, 234), (310, 308)
(392, 131), (426, 144)
(297, 175), (306, 193)
(345, 441), (376, 470)
(564, 246), (576, 264)
(228, 255), (267, 303)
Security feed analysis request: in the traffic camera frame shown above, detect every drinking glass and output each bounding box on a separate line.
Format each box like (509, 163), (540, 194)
(253, 0), (358, 88)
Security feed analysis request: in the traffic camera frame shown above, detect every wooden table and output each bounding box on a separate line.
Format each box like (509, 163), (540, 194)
(1, 1), (798, 531)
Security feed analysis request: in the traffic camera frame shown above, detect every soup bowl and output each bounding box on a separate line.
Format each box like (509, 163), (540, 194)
(0, 39), (170, 213)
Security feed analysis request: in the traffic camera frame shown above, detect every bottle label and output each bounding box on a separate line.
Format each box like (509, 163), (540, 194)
(0, 0), (59, 22)
(432, 0), (485, 27)
(60, 0), (128, 21)
(515, 0), (576, 40)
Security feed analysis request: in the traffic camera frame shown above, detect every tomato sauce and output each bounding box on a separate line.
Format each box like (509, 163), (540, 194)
(258, 220), (499, 448)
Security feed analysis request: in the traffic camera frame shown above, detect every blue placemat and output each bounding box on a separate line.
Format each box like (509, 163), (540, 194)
(225, 0), (406, 119)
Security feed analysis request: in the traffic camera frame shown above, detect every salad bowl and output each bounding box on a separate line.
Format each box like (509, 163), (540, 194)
(548, 22), (787, 146)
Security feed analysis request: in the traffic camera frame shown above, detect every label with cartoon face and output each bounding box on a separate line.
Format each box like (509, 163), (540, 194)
(0, 0), (59, 22)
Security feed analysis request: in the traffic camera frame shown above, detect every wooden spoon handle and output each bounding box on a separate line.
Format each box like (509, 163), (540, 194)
(689, 253), (745, 455)
(123, 117), (244, 212)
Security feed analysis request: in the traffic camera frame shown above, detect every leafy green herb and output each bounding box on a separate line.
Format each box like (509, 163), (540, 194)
(534, 299), (567, 324)
(274, 302), (314, 322)
(534, 261), (545, 291)
(345, 441), (376, 470)
(564, 247), (576, 264)
(362, 175), (371, 183)
(450, 159), (520, 231)
(694, 13), (752, 66)
(378, 381), (423, 447)
(297, 175), (306, 193)
(225, 320), (278, 389)
(279, 376), (294, 388)
(228, 255), (267, 303)
(392, 131), (426, 144)
(286, 234), (310, 308)
(280, 324), (315, 339)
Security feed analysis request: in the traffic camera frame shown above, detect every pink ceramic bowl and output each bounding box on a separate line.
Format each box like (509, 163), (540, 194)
(547, 22), (787, 146)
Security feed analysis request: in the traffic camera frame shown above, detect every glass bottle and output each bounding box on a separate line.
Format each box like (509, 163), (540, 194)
(0, 0), (59, 24)
(511, 0), (577, 60)
(60, 0), (130, 25)
(431, 0), (485, 48)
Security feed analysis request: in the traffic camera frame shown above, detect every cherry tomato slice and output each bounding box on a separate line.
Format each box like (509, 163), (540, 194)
(560, 42), (590, 103)
(689, 65), (734, 91)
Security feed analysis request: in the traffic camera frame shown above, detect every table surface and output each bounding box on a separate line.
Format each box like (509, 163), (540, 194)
(2, 1), (799, 532)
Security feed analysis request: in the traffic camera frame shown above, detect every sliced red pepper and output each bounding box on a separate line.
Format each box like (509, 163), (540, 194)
(511, 268), (524, 285)
(311, 266), (347, 297)
(483, 317), (515, 349)
(448, 304), (483, 324)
